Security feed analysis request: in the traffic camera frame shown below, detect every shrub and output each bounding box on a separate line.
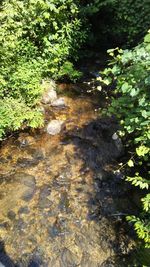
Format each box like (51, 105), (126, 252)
(100, 31), (150, 247)
(0, 0), (87, 78)
(0, 98), (43, 139)
(82, 0), (150, 47)
(0, 0), (87, 138)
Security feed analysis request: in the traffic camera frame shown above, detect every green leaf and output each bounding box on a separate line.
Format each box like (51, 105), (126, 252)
(121, 82), (129, 93)
(127, 159), (134, 167)
(144, 33), (150, 43)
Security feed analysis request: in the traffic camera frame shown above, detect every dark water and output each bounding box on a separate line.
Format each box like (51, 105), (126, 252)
(0, 82), (142, 266)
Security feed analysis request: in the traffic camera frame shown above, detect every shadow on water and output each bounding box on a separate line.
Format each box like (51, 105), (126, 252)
(0, 241), (41, 267)
(60, 116), (145, 267)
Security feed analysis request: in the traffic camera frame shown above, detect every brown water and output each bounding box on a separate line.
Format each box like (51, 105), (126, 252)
(0, 84), (137, 266)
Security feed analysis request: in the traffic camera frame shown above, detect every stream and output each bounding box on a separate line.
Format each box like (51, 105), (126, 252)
(0, 62), (139, 266)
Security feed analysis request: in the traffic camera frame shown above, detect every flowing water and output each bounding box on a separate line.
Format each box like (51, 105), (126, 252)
(0, 81), (138, 266)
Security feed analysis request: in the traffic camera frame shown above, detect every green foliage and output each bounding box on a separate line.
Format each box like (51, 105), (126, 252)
(127, 215), (150, 248)
(57, 61), (82, 82)
(0, 0), (86, 78)
(100, 31), (150, 247)
(112, 0), (150, 45)
(0, 98), (43, 139)
(0, 0), (87, 139)
(0, 60), (44, 106)
(82, 0), (150, 47)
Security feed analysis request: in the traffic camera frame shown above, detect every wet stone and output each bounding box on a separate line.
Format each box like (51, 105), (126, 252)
(32, 150), (45, 160)
(15, 218), (27, 231)
(22, 176), (36, 188)
(48, 224), (60, 238)
(46, 120), (65, 135)
(11, 173), (36, 202)
(7, 210), (16, 220)
(60, 248), (79, 267)
(38, 185), (52, 209)
(58, 191), (70, 213)
(17, 158), (40, 168)
(18, 206), (30, 215)
(51, 97), (66, 108)
(21, 187), (35, 202)
(7, 155), (13, 160)
(48, 217), (70, 239)
(53, 176), (69, 189)
(28, 251), (45, 267)
(0, 157), (8, 164)
(0, 221), (9, 229)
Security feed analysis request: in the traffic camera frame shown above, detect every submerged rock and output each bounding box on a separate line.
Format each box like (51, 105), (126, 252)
(21, 187), (35, 202)
(38, 185), (52, 209)
(0, 172), (36, 219)
(18, 206), (30, 215)
(47, 120), (65, 135)
(58, 191), (70, 213)
(17, 133), (35, 147)
(112, 132), (124, 156)
(7, 211), (16, 220)
(60, 248), (79, 267)
(17, 158), (39, 168)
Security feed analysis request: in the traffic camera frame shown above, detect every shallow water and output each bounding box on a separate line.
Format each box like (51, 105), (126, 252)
(0, 84), (137, 266)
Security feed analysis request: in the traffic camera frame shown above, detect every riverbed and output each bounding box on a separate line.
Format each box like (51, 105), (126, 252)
(0, 77), (137, 266)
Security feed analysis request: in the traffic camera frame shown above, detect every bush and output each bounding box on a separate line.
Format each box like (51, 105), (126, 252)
(0, 98), (43, 138)
(0, 0), (87, 139)
(82, 0), (150, 47)
(100, 31), (150, 247)
(109, 0), (150, 46)
(0, 0), (86, 78)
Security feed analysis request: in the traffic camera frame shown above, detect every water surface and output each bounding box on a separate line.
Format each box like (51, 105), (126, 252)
(0, 84), (136, 266)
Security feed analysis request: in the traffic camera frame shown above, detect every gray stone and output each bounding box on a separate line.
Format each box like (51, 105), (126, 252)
(38, 185), (52, 209)
(21, 187), (35, 202)
(7, 210), (16, 220)
(112, 133), (124, 156)
(48, 225), (60, 238)
(15, 218), (27, 231)
(51, 98), (66, 108)
(58, 192), (70, 213)
(15, 173), (36, 202)
(18, 206), (30, 214)
(47, 120), (65, 135)
(32, 150), (45, 160)
(17, 158), (39, 168)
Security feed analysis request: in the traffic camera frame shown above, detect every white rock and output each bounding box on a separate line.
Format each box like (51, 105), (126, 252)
(47, 120), (64, 135)
(112, 132), (119, 140)
(51, 98), (65, 107)
(112, 132), (124, 155)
